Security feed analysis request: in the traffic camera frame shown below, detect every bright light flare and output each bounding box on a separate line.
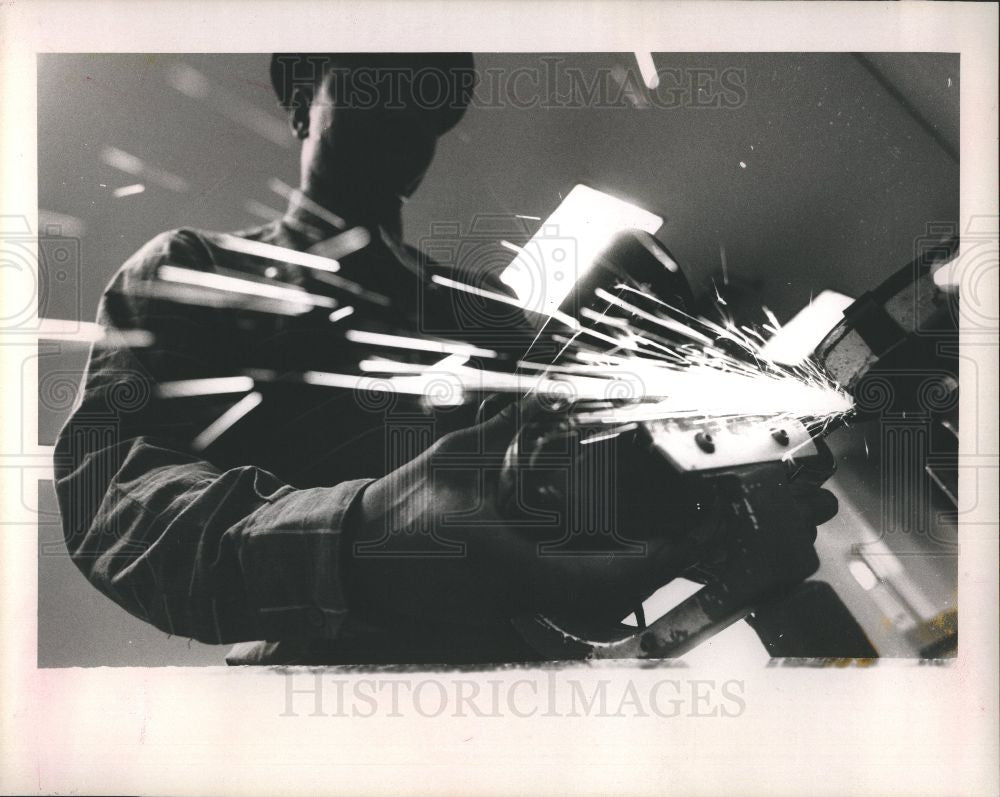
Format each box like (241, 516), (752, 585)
(759, 290), (854, 366)
(499, 185), (662, 319)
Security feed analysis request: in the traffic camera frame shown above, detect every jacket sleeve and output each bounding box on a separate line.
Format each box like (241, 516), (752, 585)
(53, 229), (372, 644)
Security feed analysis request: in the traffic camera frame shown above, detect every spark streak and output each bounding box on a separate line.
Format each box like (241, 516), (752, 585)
(152, 234), (854, 442)
(268, 178), (346, 230)
(634, 53), (660, 90)
(158, 376), (254, 399)
(193, 392), (263, 451)
(101, 147), (189, 193)
(157, 265), (336, 309)
(424, 273), (855, 432)
(310, 271), (393, 307)
(345, 330), (497, 359)
(245, 199), (283, 222)
(212, 233), (342, 274)
(309, 227), (371, 261)
(127, 280), (312, 316)
(37, 318), (153, 348)
(328, 306), (356, 323)
(112, 183), (146, 199)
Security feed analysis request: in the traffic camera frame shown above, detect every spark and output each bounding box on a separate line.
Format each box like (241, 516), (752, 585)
(610, 64), (651, 109)
(193, 392), (263, 451)
(202, 184), (855, 453)
(581, 424), (638, 446)
(359, 358), (425, 374)
(345, 329), (498, 359)
(268, 178), (345, 230)
(126, 280), (312, 316)
(593, 288), (714, 345)
(424, 273), (855, 432)
(252, 308), (853, 434)
(212, 233), (341, 274)
(166, 63), (290, 148)
(37, 318), (153, 347)
(171, 242), (855, 445)
(328, 306), (355, 323)
(580, 307), (629, 327)
(158, 376), (255, 398)
(112, 183), (146, 199)
(719, 243), (729, 286)
(581, 430), (623, 445)
(157, 265), (336, 309)
(762, 305), (782, 332)
(309, 227), (372, 261)
(310, 270), (393, 308)
(430, 274), (529, 311)
(360, 354), (467, 375)
(634, 53), (660, 90)
(245, 199), (283, 221)
(101, 147), (189, 193)
(430, 274), (580, 329)
(712, 278), (727, 306)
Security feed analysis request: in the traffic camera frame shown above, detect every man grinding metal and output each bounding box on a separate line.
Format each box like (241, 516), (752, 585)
(54, 53), (838, 665)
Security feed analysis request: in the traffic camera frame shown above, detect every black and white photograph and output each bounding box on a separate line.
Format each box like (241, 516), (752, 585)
(1, 2), (997, 796)
(33, 49), (965, 666)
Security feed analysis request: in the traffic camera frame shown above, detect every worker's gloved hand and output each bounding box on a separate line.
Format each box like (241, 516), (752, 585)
(682, 479), (839, 588)
(345, 399), (695, 627)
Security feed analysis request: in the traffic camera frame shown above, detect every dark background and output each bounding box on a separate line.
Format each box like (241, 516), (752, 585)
(36, 53), (959, 665)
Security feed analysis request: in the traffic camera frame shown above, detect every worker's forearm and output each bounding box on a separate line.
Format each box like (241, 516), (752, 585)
(55, 416), (373, 643)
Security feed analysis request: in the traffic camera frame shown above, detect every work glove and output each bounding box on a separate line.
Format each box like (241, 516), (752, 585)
(346, 396), (840, 628)
(344, 398), (697, 627)
(681, 478), (839, 589)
